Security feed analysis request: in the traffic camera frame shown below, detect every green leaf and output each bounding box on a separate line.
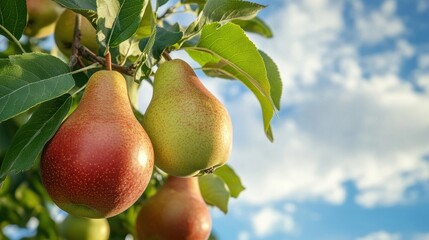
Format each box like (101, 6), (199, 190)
(0, 94), (72, 180)
(0, 119), (18, 158)
(202, 0), (265, 22)
(135, 1), (155, 39)
(181, 0), (206, 4)
(96, 0), (147, 49)
(54, 0), (98, 25)
(186, 23), (275, 141)
(0, 175), (11, 195)
(199, 174), (230, 213)
(188, 0), (265, 34)
(0, 0), (27, 41)
(0, 53), (75, 122)
(157, 0), (169, 7)
(214, 165), (245, 198)
(152, 26), (183, 60)
(233, 17), (273, 38)
(259, 50), (282, 110)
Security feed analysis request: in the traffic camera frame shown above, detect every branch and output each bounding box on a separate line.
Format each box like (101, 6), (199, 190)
(77, 46), (136, 76)
(162, 51), (172, 61)
(69, 14), (82, 68)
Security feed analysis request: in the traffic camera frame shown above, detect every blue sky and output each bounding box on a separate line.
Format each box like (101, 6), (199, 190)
(2, 0), (428, 239)
(141, 0), (429, 239)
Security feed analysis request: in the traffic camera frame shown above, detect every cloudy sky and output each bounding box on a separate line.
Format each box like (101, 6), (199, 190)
(139, 0), (429, 239)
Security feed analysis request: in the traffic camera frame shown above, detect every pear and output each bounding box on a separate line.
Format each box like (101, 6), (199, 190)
(40, 70), (154, 218)
(25, 0), (63, 38)
(54, 9), (99, 57)
(143, 59), (233, 176)
(135, 176), (211, 240)
(60, 215), (110, 240)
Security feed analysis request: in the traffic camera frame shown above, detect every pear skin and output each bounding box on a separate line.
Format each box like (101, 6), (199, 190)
(60, 215), (110, 240)
(143, 59), (233, 177)
(41, 71), (154, 218)
(25, 0), (63, 38)
(136, 176), (211, 240)
(54, 9), (99, 57)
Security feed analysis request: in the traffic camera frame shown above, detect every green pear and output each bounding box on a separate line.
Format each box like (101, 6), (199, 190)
(54, 9), (99, 57)
(143, 59), (233, 176)
(60, 215), (110, 240)
(41, 70), (154, 218)
(135, 176), (211, 240)
(25, 0), (63, 38)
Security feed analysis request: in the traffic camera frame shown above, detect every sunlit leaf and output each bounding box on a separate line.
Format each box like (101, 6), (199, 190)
(259, 50), (282, 110)
(199, 174), (230, 213)
(214, 165), (245, 198)
(186, 23), (275, 141)
(233, 17), (273, 38)
(96, 0), (147, 49)
(187, 0), (265, 34)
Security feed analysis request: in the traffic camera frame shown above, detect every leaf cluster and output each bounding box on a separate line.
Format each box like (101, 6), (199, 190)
(0, 0), (282, 238)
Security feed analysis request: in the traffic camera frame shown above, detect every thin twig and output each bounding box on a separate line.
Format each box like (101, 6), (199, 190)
(69, 14), (82, 68)
(0, 25), (26, 53)
(162, 51), (172, 61)
(77, 45), (136, 76)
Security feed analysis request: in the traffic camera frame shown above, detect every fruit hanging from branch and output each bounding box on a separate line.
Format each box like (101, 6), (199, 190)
(60, 214), (110, 240)
(135, 176), (211, 240)
(143, 59), (233, 177)
(24, 0), (63, 38)
(54, 9), (99, 58)
(40, 70), (154, 218)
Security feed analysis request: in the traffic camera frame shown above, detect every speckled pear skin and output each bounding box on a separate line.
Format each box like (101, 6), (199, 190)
(40, 71), (154, 218)
(143, 59), (232, 177)
(136, 176), (211, 240)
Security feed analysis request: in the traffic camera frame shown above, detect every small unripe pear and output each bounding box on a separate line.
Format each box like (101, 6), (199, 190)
(54, 9), (99, 57)
(25, 0), (63, 38)
(135, 176), (211, 240)
(60, 215), (110, 240)
(41, 71), (154, 218)
(143, 59), (233, 176)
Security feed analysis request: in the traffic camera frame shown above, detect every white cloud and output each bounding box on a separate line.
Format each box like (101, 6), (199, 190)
(283, 203), (296, 213)
(238, 231), (250, 240)
(413, 233), (429, 240)
(251, 207), (295, 237)
(418, 54), (429, 68)
(137, 0), (429, 213)
(357, 231), (401, 240)
(362, 39), (414, 76)
(355, 0), (405, 44)
(417, 0), (429, 12)
(415, 54), (429, 91)
(208, 0), (429, 209)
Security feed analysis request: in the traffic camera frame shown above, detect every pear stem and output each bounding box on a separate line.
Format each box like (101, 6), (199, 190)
(162, 51), (172, 61)
(78, 45), (136, 75)
(105, 51), (112, 71)
(69, 14), (82, 68)
(0, 25), (26, 53)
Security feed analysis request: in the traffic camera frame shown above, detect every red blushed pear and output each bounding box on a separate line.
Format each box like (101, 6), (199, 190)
(40, 70), (154, 219)
(136, 176), (211, 240)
